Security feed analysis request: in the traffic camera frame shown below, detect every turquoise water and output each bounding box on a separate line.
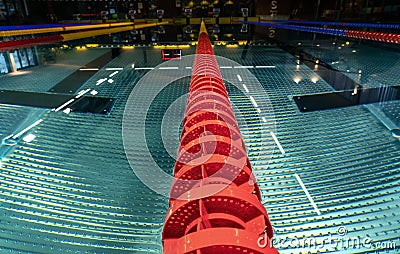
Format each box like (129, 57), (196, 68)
(0, 44), (399, 253)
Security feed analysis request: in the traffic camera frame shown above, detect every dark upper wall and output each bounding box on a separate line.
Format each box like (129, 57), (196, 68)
(1, 0), (399, 25)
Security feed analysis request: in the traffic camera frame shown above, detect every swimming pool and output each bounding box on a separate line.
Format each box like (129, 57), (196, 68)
(0, 39), (399, 253)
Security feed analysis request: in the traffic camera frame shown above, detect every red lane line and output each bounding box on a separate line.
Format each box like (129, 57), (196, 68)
(346, 29), (400, 44)
(0, 35), (64, 52)
(162, 23), (278, 253)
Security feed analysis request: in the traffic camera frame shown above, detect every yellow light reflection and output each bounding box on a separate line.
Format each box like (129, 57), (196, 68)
(293, 77), (301, 84)
(153, 45), (190, 49)
(311, 77), (319, 83)
(86, 44), (99, 48)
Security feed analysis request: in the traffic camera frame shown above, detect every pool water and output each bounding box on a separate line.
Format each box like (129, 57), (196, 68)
(0, 42), (399, 253)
